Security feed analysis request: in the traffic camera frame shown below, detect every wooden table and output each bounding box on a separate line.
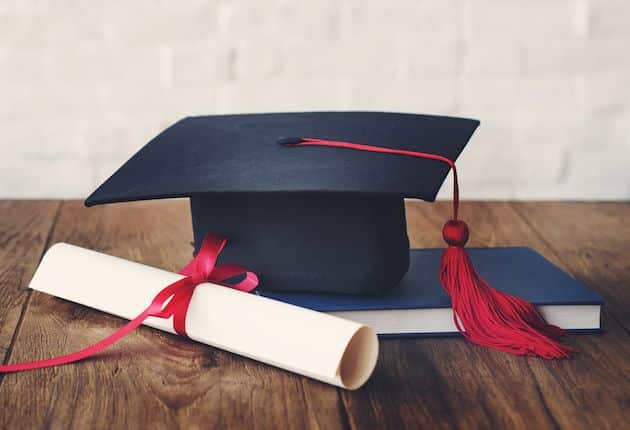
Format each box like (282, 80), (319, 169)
(0, 200), (628, 429)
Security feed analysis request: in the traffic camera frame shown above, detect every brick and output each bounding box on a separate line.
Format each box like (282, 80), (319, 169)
(589, 0), (630, 37)
(462, 0), (578, 42)
(468, 142), (565, 195)
(0, 118), (96, 198)
(0, 119), (84, 161)
(0, 0), (50, 14)
(583, 39), (630, 72)
(581, 71), (630, 114)
(346, 79), (457, 114)
(74, 118), (167, 163)
(578, 110), (630, 151)
(0, 47), (51, 85)
(0, 84), (107, 121)
(458, 76), (582, 118)
(236, 36), (452, 80)
(2, 156), (96, 198)
(340, 0), (460, 44)
(280, 38), (405, 79)
(513, 110), (583, 158)
(0, 117), (167, 198)
(456, 77), (519, 116)
(169, 42), (234, 87)
(460, 38), (521, 76)
(522, 39), (630, 75)
(103, 1), (220, 46)
(521, 40), (584, 75)
(101, 85), (219, 120)
(48, 44), (163, 86)
(515, 77), (582, 115)
(232, 37), (284, 80)
(0, 4), (106, 48)
(399, 39), (459, 78)
(559, 144), (630, 199)
(217, 79), (349, 112)
(218, 0), (341, 41)
(573, 0), (589, 37)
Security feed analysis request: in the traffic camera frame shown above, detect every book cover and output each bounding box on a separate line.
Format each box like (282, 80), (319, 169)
(260, 247), (604, 336)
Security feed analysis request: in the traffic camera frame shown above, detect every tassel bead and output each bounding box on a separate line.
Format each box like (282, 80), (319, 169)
(443, 220), (469, 247)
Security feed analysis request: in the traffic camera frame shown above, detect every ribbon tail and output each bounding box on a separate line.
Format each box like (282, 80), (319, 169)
(0, 307), (153, 373)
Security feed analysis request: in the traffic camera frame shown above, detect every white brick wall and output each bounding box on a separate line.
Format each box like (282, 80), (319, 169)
(0, 0), (629, 200)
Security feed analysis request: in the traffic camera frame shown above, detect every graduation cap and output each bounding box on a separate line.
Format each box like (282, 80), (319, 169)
(86, 111), (573, 359)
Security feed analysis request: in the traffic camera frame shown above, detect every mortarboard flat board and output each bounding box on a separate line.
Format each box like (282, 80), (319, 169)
(86, 111), (479, 296)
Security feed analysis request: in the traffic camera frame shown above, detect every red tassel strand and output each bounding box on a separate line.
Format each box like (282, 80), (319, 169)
(441, 220), (574, 358)
(283, 137), (575, 359)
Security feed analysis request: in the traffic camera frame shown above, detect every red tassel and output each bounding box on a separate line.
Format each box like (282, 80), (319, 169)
(280, 137), (576, 359)
(440, 220), (575, 359)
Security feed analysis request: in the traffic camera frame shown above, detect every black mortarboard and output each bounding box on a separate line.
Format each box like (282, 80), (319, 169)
(86, 112), (478, 295)
(86, 111), (576, 359)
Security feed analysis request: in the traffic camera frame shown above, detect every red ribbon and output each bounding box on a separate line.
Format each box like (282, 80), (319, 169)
(0, 234), (258, 373)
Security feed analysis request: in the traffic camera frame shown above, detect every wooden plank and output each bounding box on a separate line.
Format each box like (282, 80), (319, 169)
(341, 201), (630, 429)
(512, 202), (630, 330)
(510, 202), (630, 429)
(0, 200), (345, 429)
(0, 200), (60, 365)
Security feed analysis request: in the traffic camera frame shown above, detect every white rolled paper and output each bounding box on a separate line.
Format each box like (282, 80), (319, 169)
(28, 243), (379, 389)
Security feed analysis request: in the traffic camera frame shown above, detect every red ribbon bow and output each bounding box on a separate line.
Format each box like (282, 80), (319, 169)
(0, 234), (258, 373)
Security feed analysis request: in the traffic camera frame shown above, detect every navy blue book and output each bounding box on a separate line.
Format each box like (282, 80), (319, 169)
(260, 247), (604, 337)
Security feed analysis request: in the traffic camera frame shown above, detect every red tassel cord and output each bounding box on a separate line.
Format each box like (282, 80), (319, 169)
(441, 221), (573, 358)
(282, 137), (575, 359)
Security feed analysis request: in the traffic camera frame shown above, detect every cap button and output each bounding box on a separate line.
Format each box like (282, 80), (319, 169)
(442, 220), (469, 247)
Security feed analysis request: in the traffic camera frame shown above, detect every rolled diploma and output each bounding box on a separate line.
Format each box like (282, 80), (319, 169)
(28, 243), (378, 389)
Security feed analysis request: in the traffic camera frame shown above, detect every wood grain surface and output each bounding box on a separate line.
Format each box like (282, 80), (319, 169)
(0, 200), (628, 429)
